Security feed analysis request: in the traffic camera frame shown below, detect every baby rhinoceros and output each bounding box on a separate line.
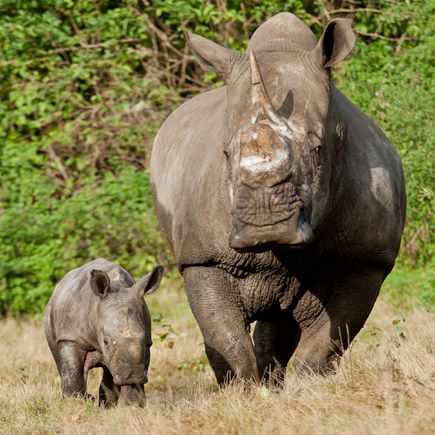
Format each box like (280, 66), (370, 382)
(44, 258), (163, 407)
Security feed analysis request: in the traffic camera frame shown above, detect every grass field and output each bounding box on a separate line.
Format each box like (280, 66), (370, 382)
(1, 268), (435, 435)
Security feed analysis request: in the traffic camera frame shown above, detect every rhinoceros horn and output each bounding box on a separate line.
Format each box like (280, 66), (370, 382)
(249, 50), (290, 131)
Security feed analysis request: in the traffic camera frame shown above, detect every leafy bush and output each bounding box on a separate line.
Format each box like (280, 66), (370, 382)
(336, 2), (435, 266)
(0, 0), (434, 314)
(0, 0), (178, 314)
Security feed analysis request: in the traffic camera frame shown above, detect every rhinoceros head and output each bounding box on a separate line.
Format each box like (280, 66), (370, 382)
(186, 13), (355, 252)
(89, 266), (163, 385)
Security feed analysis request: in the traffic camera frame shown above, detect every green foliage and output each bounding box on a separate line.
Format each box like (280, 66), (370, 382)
(0, 169), (168, 314)
(336, 0), (435, 265)
(178, 346), (212, 375)
(0, 0), (434, 313)
(151, 312), (177, 348)
(0, 0), (178, 314)
(382, 264), (435, 311)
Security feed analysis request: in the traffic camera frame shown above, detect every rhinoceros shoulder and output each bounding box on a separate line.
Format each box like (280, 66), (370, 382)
(151, 87), (229, 266)
(151, 86), (227, 207)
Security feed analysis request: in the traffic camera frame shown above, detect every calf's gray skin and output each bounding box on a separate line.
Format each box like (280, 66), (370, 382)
(44, 258), (163, 406)
(150, 13), (406, 385)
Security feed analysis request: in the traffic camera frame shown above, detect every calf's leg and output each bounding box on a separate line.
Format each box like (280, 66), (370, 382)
(98, 366), (119, 407)
(58, 341), (87, 397)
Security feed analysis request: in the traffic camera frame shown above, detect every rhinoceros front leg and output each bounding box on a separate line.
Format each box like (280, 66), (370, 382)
(183, 266), (259, 385)
(58, 341), (87, 397)
(98, 366), (119, 407)
(292, 264), (385, 374)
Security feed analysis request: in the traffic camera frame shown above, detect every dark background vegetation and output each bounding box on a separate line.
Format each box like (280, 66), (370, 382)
(0, 0), (434, 314)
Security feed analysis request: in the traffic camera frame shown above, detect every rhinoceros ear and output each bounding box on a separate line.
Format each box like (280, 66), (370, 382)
(130, 265), (164, 299)
(185, 31), (244, 75)
(311, 18), (356, 68)
(90, 270), (110, 299)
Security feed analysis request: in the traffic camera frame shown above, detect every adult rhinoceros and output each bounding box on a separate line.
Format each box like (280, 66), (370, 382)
(150, 13), (406, 385)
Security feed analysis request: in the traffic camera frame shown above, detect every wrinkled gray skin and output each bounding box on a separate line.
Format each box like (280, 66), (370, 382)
(151, 13), (406, 385)
(44, 258), (163, 406)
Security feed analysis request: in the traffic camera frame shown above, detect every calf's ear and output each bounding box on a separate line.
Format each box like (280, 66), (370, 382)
(311, 18), (356, 68)
(90, 270), (110, 299)
(131, 266), (164, 299)
(185, 31), (244, 76)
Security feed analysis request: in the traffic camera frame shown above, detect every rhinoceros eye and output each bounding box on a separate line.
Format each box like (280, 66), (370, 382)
(103, 338), (109, 346)
(223, 149), (229, 159)
(310, 136), (323, 168)
(313, 147), (322, 167)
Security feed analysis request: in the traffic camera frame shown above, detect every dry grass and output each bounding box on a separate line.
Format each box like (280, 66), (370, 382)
(1, 283), (435, 434)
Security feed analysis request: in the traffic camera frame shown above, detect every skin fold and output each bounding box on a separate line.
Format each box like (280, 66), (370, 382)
(44, 258), (163, 406)
(151, 13), (406, 385)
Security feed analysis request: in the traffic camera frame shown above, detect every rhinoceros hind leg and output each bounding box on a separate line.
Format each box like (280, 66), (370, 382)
(183, 266), (259, 385)
(253, 318), (300, 386)
(58, 341), (87, 398)
(292, 264), (385, 375)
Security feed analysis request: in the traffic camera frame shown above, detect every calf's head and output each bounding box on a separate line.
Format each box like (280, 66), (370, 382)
(186, 14), (355, 252)
(90, 266), (163, 385)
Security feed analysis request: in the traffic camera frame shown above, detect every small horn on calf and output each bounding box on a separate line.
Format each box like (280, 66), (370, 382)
(249, 50), (289, 131)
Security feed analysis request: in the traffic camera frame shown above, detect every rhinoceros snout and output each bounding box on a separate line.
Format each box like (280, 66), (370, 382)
(113, 364), (148, 386)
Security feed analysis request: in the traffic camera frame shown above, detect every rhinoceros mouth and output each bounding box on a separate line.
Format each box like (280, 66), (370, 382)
(230, 183), (314, 252)
(230, 212), (314, 252)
